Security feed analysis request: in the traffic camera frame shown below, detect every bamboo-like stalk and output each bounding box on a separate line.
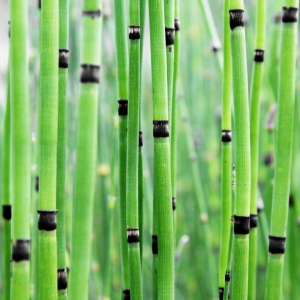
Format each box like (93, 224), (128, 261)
(2, 63), (11, 300)
(113, 0), (130, 295)
(38, 0), (59, 299)
(229, 1), (251, 299)
(265, 4), (298, 300)
(218, 0), (232, 297)
(56, 0), (69, 298)
(10, 0), (31, 297)
(149, 0), (174, 298)
(248, 0), (266, 298)
(126, 0), (143, 297)
(68, 1), (102, 299)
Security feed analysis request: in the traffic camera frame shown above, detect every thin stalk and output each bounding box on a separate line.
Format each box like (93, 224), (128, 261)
(10, 0), (31, 297)
(113, 0), (130, 294)
(126, 0), (143, 298)
(248, 0), (266, 298)
(2, 64), (11, 300)
(69, 1), (102, 299)
(149, 0), (174, 298)
(218, 0), (232, 297)
(265, 3), (298, 300)
(57, 0), (70, 298)
(229, 1), (251, 299)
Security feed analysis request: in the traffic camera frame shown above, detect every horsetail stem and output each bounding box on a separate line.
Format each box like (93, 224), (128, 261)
(149, 0), (174, 297)
(10, 0), (31, 297)
(69, 0), (102, 299)
(219, 0), (232, 296)
(56, 0), (69, 298)
(265, 4), (299, 300)
(229, 1), (251, 299)
(248, 0), (266, 298)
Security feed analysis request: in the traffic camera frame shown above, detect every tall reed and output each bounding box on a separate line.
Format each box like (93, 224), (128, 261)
(68, 1), (102, 299)
(265, 4), (298, 300)
(229, 1), (251, 299)
(10, 0), (31, 298)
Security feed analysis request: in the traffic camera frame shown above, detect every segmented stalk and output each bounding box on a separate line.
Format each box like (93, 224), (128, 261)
(265, 4), (298, 300)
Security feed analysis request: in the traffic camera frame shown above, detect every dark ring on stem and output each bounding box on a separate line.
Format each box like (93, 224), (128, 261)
(38, 0), (41, 9)
(153, 120), (169, 138)
(152, 235), (158, 254)
(257, 198), (264, 213)
(222, 130), (232, 142)
(282, 7), (298, 23)
(219, 287), (224, 300)
(82, 10), (101, 18)
(127, 227), (140, 243)
(59, 49), (69, 68)
(57, 268), (68, 290)
(118, 99), (128, 116)
(229, 9), (245, 30)
(172, 197), (176, 211)
(129, 25), (140, 40)
(80, 64), (100, 83)
(174, 19), (180, 31)
(234, 215), (250, 235)
(2, 205), (12, 220)
(273, 13), (281, 23)
(12, 239), (30, 262)
(250, 214), (258, 228)
(254, 49), (264, 62)
(37, 210), (58, 231)
(225, 272), (231, 282)
(35, 175), (39, 192)
(139, 131), (143, 147)
(165, 27), (175, 46)
(123, 289), (131, 300)
(269, 235), (286, 254)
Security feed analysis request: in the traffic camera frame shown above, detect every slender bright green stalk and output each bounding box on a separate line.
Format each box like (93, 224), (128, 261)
(57, 0), (69, 298)
(126, 0), (143, 298)
(69, 1), (102, 299)
(219, 0), (232, 297)
(38, 0), (59, 298)
(149, 0), (174, 298)
(248, 0), (266, 298)
(10, 0), (31, 297)
(229, 1), (251, 299)
(265, 3), (298, 300)
(114, 0), (130, 295)
(2, 64), (11, 300)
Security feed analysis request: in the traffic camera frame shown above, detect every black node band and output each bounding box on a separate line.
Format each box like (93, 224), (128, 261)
(250, 214), (258, 228)
(127, 228), (140, 243)
(123, 289), (131, 300)
(12, 239), (30, 262)
(254, 49), (264, 62)
(257, 198), (264, 213)
(225, 273), (231, 282)
(82, 10), (101, 18)
(153, 120), (169, 138)
(152, 235), (158, 254)
(35, 176), (39, 192)
(174, 19), (180, 31)
(273, 13), (281, 23)
(229, 9), (245, 30)
(59, 49), (69, 68)
(57, 269), (68, 290)
(139, 131), (143, 147)
(118, 99), (128, 116)
(222, 130), (232, 142)
(2, 205), (12, 220)
(38, 210), (57, 231)
(172, 197), (176, 211)
(129, 26), (140, 40)
(80, 64), (100, 83)
(269, 235), (286, 254)
(282, 7), (298, 23)
(234, 215), (250, 235)
(165, 27), (175, 46)
(219, 287), (224, 300)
